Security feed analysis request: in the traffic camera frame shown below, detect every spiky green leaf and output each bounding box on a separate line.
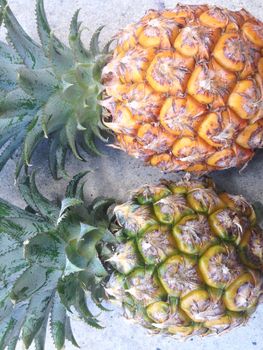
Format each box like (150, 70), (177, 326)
(0, 130), (25, 172)
(90, 26), (104, 56)
(22, 288), (53, 349)
(18, 67), (58, 102)
(10, 264), (48, 302)
(35, 0), (52, 55)
(19, 174), (58, 220)
(24, 233), (66, 269)
(69, 9), (90, 62)
(23, 117), (44, 166)
(0, 302), (28, 350)
(65, 117), (84, 161)
(0, 246), (28, 281)
(34, 313), (49, 350)
(50, 292), (66, 350)
(0, 62), (20, 91)
(49, 32), (74, 77)
(58, 197), (84, 224)
(0, 88), (36, 115)
(65, 171), (89, 198)
(65, 316), (79, 348)
(3, 5), (49, 68)
(0, 40), (22, 64)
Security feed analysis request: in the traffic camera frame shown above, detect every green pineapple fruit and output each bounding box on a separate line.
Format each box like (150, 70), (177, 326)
(0, 174), (263, 349)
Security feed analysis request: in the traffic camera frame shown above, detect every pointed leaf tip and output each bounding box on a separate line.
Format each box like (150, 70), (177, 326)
(3, 4), (48, 68)
(57, 197), (83, 225)
(90, 25), (105, 56)
(50, 293), (67, 350)
(65, 171), (89, 198)
(65, 118), (85, 161)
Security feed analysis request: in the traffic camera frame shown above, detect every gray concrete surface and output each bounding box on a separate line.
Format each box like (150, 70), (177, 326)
(0, 0), (263, 349)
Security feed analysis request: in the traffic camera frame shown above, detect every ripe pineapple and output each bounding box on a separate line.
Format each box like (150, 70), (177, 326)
(0, 1), (262, 177)
(103, 5), (263, 173)
(0, 173), (263, 349)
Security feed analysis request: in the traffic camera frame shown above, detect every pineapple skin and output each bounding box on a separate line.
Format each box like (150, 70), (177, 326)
(103, 5), (263, 173)
(106, 177), (263, 338)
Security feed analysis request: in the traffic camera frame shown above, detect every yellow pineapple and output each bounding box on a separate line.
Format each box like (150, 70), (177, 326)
(0, 2), (262, 176)
(103, 5), (263, 173)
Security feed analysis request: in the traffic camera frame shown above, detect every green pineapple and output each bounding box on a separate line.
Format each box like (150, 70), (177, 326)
(0, 174), (263, 349)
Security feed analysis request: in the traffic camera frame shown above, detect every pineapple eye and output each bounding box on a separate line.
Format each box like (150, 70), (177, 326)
(228, 79), (262, 120)
(172, 136), (215, 166)
(166, 324), (201, 337)
(105, 273), (127, 301)
(137, 16), (179, 50)
(146, 51), (194, 95)
(124, 83), (164, 123)
(158, 254), (201, 297)
(187, 59), (237, 108)
(137, 124), (175, 154)
(206, 146), (253, 169)
(108, 240), (141, 275)
(213, 33), (245, 72)
(203, 313), (243, 334)
(236, 121), (263, 150)
(239, 226), (263, 270)
(109, 105), (138, 134)
(116, 47), (155, 83)
(173, 214), (216, 255)
(199, 244), (244, 289)
(137, 225), (177, 265)
(146, 301), (170, 323)
(209, 208), (249, 244)
(180, 289), (225, 323)
(198, 109), (245, 148)
(242, 22), (263, 47)
(223, 272), (262, 311)
(186, 188), (225, 215)
(174, 25), (220, 59)
(168, 179), (207, 194)
(126, 267), (166, 306)
(219, 192), (257, 225)
(199, 8), (228, 29)
(116, 134), (155, 160)
(116, 23), (138, 53)
(153, 194), (194, 225)
(149, 153), (174, 170)
(114, 201), (157, 237)
(159, 95), (206, 137)
(133, 184), (171, 205)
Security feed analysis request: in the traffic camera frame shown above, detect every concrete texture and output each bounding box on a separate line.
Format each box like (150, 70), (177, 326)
(0, 0), (263, 349)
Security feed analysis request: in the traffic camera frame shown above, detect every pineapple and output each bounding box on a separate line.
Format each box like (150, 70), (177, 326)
(0, 173), (263, 349)
(103, 5), (263, 173)
(0, 1), (262, 177)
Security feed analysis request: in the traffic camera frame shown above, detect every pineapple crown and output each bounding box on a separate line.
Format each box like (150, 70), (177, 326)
(0, 0), (112, 179)
(0, 171), (117, 349)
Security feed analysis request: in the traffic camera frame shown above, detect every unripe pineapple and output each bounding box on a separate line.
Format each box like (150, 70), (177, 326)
(0, 1), (262, 177)
(0, 174), (263, 349)
(106, 177), (263, 337)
